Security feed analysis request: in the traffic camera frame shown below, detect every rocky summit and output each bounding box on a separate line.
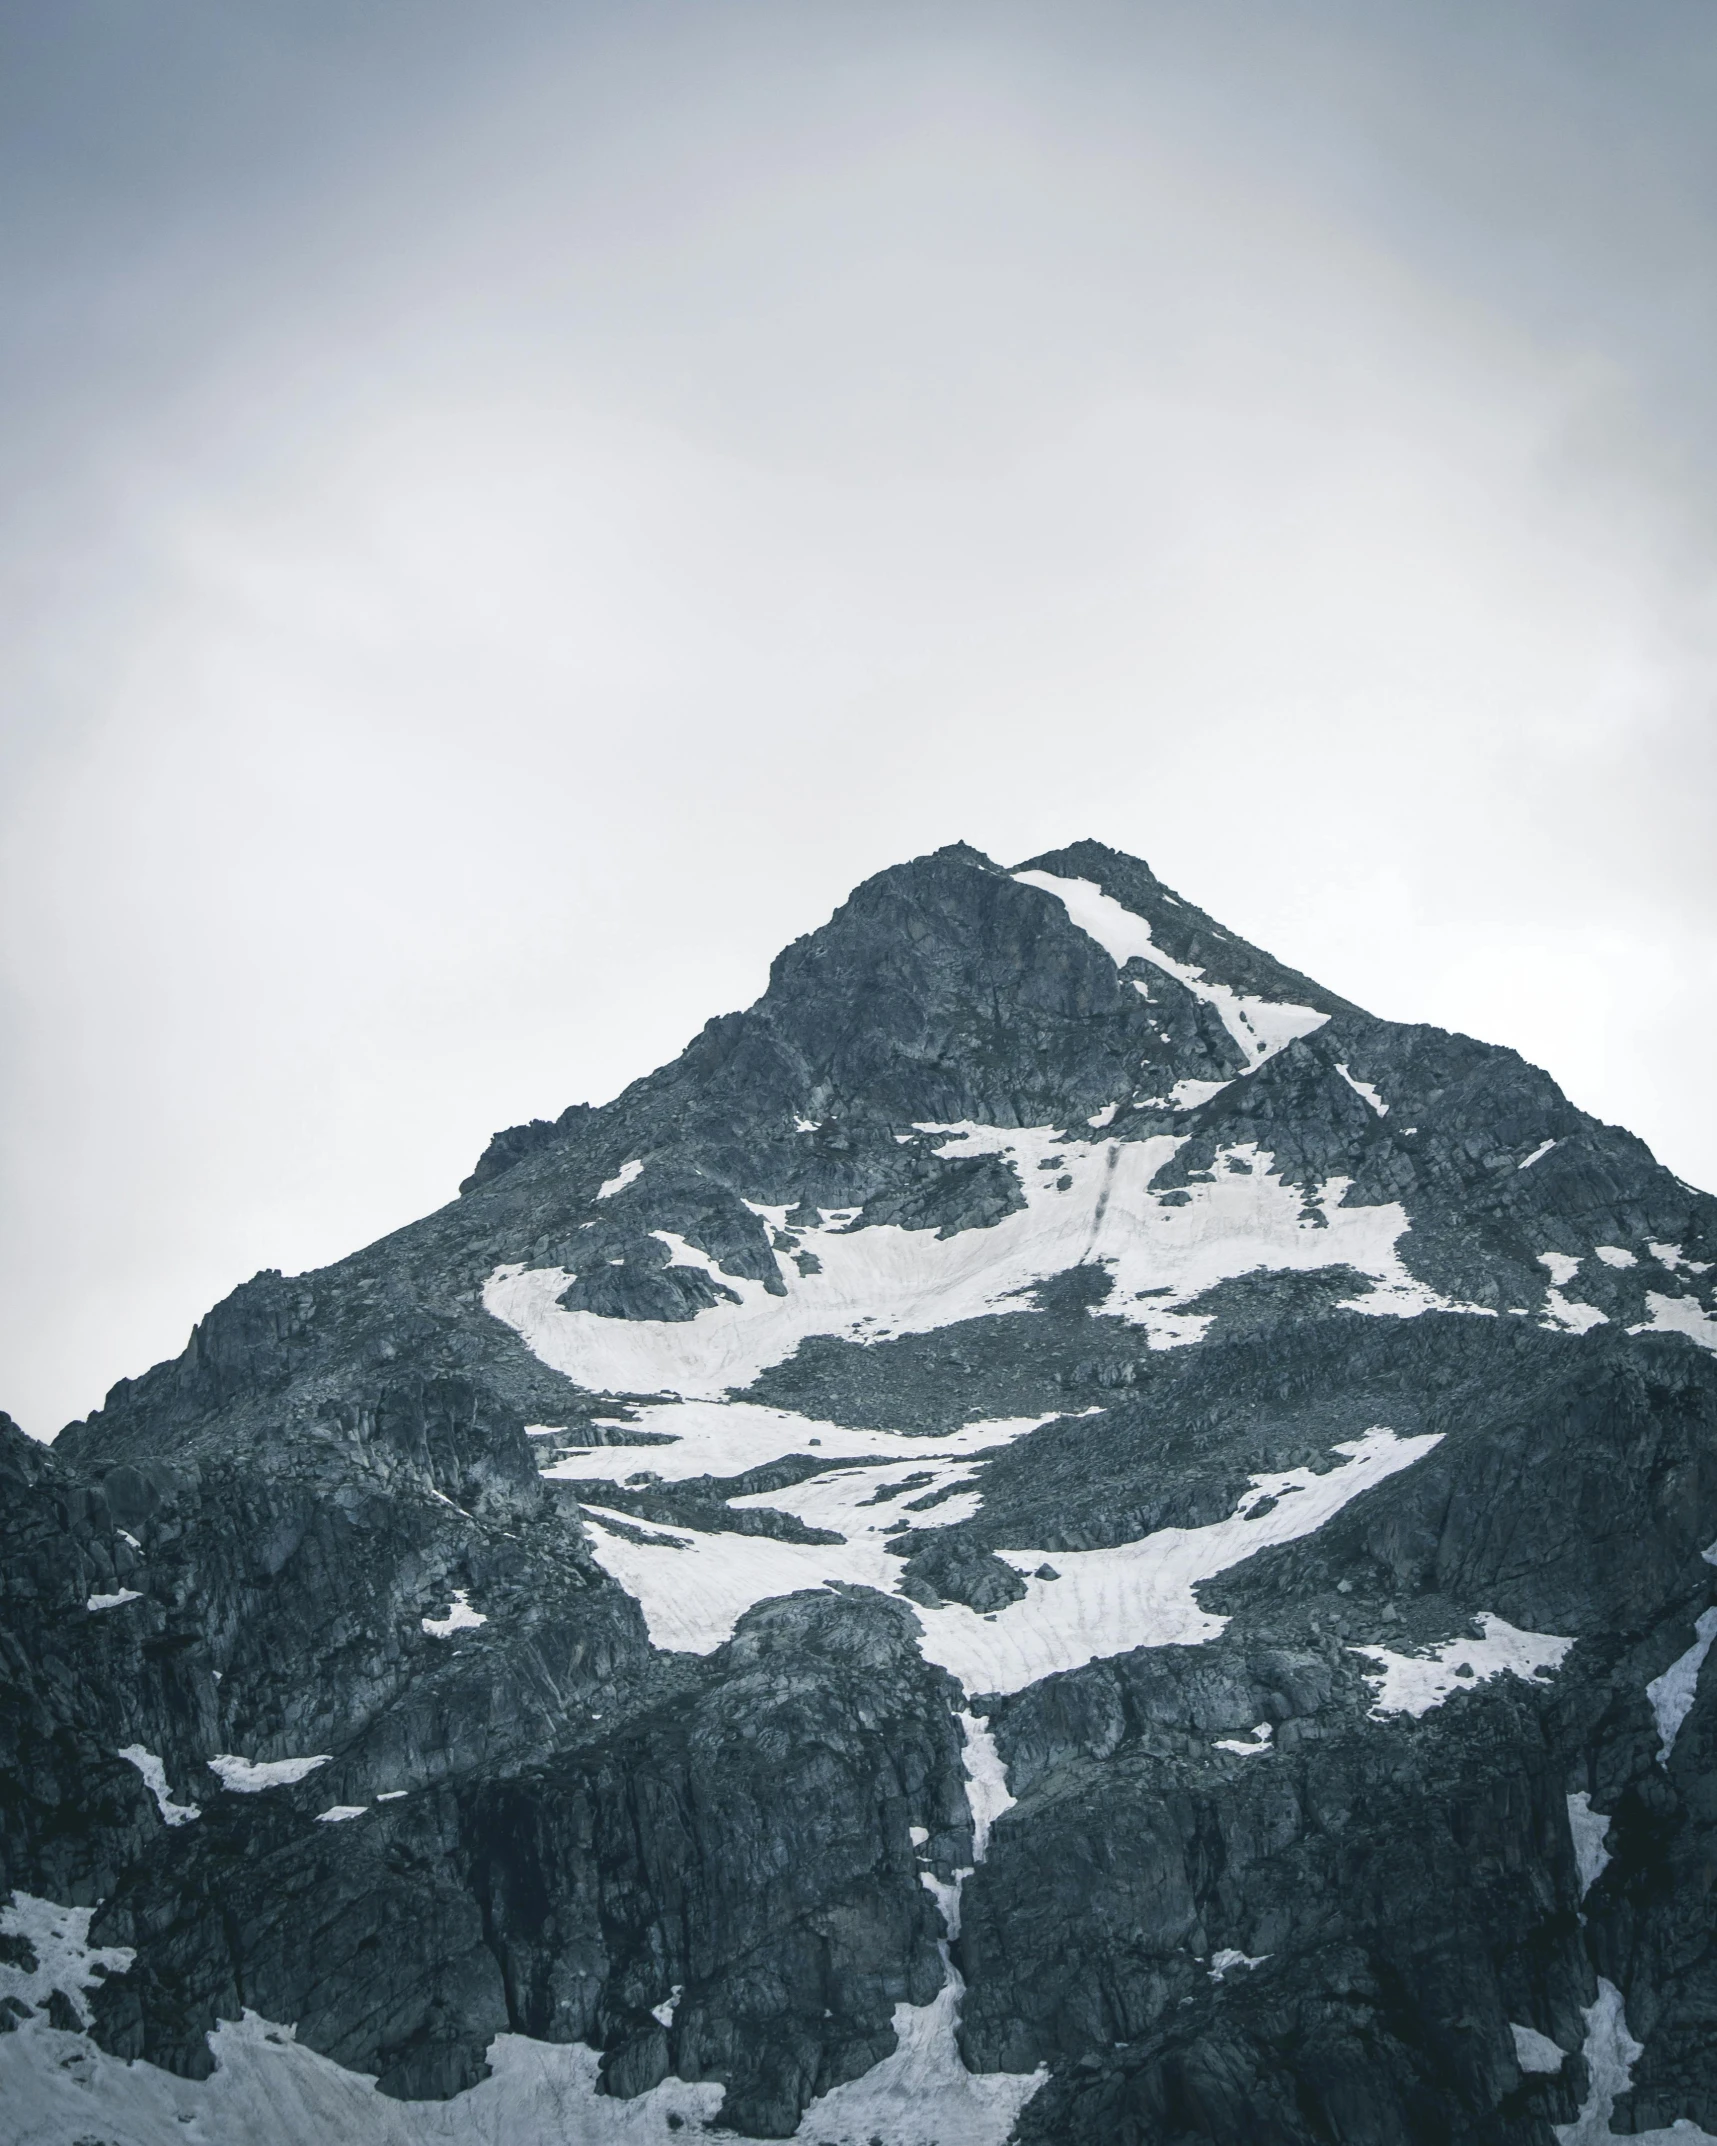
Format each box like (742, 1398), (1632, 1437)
(5, 837), (1717, 2146)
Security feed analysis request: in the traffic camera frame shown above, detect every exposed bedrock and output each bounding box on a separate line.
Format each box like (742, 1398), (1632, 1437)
(4, 839), (1716, 2145)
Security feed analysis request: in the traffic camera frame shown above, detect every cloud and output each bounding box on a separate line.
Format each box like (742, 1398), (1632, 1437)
(2, 2), (1714, 1432)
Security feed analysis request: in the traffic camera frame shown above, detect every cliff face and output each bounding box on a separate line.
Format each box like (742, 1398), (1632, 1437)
(6, 839), (1717, 2145)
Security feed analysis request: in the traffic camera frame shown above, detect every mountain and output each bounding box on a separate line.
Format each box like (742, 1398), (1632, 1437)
(4, 837), (1717, 2146)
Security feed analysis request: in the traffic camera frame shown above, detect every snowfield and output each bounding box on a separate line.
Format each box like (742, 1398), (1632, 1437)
(567, 1415), (1442, 1696)
(488, 1123), (1473, 1404)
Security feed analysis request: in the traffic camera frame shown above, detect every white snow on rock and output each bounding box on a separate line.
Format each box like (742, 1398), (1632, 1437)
(1651, 1241), (1713, 1277)
(577, 1425), (1440, 1696)
(1512, 2023), (1567, 2074)
(1335, 1065), (1389, 1116)
(86, 1588), (142, 1611)
(1012, 870), (1328, 1069)
(776, 1965), (1045, 2146)
(1207, 1949), (1269, 1982)
(316, 1806), (369, 1824)
(1567, 1792), (1612, 1900)
(1519, 1140), (1558, 1171)
(1630, 1292), (1717, 1352)
(490, 1125), (1472, 1403)
(0, 1994), (727, 2146)
(1214, 1722), (1274, 1757)
(0, 1887), (1034, 2146)
(1594, 1246), (1637, 1269)
(597, 1159), (645, 1200)
(1538, 1254), (1607, 1335)
(1543, 1293), (1607, 1335)
(650, 1985), (682, 2028)
(959, 1710), (1016, 1860)
(1, 1889), (135, 2031)
(1162, 1077), (1233, 1111)
(118, 1745), (201, 1827)
(422, 1589), (488, 1638)
(542, 1400), (1055, 1487)
(1551, 1978), (1717, 2144)
(209, 1753), (332, 1792)
(1646, 1607), (1717, 1762)
(1350, 1614), (1574, 1717)
(1086, 1102), (1120, 1128)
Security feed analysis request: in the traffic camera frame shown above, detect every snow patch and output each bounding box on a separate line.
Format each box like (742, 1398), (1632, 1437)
(579, 1424), (1440, 1697)
(778, 1964), (1044, 2146)
(544, 1400), (1053, 1488)
(209, 1753), (332, 1792)
(0, 2002), (729, 2146)
(1087, 1102), (1119, 1128)
(422, 1588), (488, 1638)
(1546, 1980), (1717, 2145)
(1519, 1139), (1558, 1171)
(650, 1985), (682, 2028)
(1539, 1253), (1606, 1333)
(1351, 1614), (1574, 1717)
(2, 1890), (135, 2032)
(1013, 870), (1327, 1068)
(1594, 1246), (1637, 1269)
(597, 1159), (645, 1199)
(1207, 1949), (1268, 1981)
(1651, 1241), (1713, 1277)
(959, 1710), (1016, 1861)
(1544, 1293), (1607, 1335)
(1630, 1292), (1717, 1352)
(1162, 1077), (1232, 1110)
(1512, 2023), (1567, 2074)
(86, 1588), (141, 1611)
(1567, 1792), (1612, 1900)
(1335, 1064), (1389, 1116)
(491, 1126), (1475, 1402)
(1646, 1607), (1717, 1762)
(1214, 1722), (1274, 1757)
(118, 1745), (200, 1827)
(316, 1805), (368, 1824)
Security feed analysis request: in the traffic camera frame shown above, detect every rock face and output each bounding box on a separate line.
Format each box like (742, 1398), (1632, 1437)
(4, 837), (1717, 2145)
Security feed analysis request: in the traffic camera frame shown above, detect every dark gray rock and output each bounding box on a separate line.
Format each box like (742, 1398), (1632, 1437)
(5, 838), (1716, 2144)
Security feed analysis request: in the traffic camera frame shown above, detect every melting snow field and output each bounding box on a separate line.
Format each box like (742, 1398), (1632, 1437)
(422, 1589), (488, 1638)
(1554, 1979), (1717, 2145)
(489, 1124), (1465, 1404)
(1645, 1607), (1717, 1762)
(566, 1414), (1441, 1696)
(1351, 1615), (1575, 1718)
(1011, 870), (1328, 1069)
(117, 1746), (200, 1827)
(1631, 1291), (1717, 1353)
(1567, 1792), (1613, 1900)
(208, 1754), (331, 1793)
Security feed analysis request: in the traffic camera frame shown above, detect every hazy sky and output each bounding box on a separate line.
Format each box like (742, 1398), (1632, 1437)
(3, 2), (1715, 1437)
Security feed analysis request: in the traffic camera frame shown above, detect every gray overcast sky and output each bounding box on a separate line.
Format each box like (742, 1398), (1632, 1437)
(3, 1), (1715, 1437)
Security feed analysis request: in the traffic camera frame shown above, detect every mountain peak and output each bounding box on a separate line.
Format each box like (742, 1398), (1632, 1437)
(26, 840), (1717, 2146)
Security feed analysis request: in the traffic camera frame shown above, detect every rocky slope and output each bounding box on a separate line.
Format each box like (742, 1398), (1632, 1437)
(4, 838), (1717, 2145)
